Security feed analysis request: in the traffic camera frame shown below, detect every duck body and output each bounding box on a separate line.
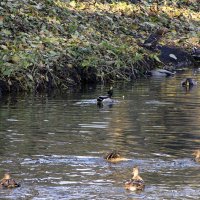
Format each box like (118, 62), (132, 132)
(0, 174), (20, 188)
(124, 179), (145, 191)
(97, 96), (113, 103)
(97, 87), (113, 105)
(147, 69), (175, 77)
(181, 78), (197, 87)
(142, 28), (168, 51)
(192, 150), (200, 162)
(125, 166), (145, 191)
(104, 150), (127, 163)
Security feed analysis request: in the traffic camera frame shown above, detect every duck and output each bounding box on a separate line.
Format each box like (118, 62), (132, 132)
(181, 78), (197, 87)
(192, 149), (200, 162)
(104, 150), (128, 163)
(97, 87), (113, 105)
(141, 28), (168, 50)
(147, 69), (175, 77)
(0, 173), (20, 188)
(124, 166), (145, 191)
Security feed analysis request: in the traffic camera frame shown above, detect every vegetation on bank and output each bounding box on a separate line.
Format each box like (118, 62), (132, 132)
(0, 0), (199, 93)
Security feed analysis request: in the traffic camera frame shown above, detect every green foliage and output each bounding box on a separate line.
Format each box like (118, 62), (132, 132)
(0, 0), (199, 89)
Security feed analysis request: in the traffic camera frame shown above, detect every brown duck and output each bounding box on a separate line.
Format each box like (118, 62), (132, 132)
(192, 150), (200, 162)
(104, 150), (128, 163)
(0, 173), (20, 188)
(124, 166), (145, 191)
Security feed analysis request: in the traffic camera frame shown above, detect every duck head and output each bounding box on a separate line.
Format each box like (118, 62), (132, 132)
(132, 166), (139, 177)
(3, 173), (11, 180)
(107, 86), (113, 98)
(132, 166), (143, 181)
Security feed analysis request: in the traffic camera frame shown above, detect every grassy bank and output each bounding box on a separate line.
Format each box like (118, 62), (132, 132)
(0, 0), (199, 93)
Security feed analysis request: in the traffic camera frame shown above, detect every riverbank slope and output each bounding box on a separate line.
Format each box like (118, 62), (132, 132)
(0, 0), (199, 95)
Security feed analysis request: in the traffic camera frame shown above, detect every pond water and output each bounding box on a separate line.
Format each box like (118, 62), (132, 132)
(0, 70), (200, 199)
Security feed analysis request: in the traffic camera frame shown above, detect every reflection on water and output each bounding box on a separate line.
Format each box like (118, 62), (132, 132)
(0, 70), (200, 199)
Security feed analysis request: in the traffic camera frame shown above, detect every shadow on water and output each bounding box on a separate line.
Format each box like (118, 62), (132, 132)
(0, 70), (200, 199)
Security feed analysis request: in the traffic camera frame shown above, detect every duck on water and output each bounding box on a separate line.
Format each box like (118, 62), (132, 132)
(104, 150), (128, 163)
(181, 78), (197, 87)
(124, 166), (145, 191)
(192, 149), (200, 162)
(0, 173), (20, 188)
(97, 87), (113, 106)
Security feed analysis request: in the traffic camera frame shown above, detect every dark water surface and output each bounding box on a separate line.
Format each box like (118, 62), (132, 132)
(0, 70), (200, 199)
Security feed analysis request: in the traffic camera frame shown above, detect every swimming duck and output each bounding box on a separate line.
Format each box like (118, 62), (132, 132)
(97, 87), (113, 105)
(181, 78), (197, 87)
(104, 150), (128, 163)
(192, 150), (200, 162)
(0, 173), (20, 188)
(124, 166), (145, 191)
(147, 69), (175, 77)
